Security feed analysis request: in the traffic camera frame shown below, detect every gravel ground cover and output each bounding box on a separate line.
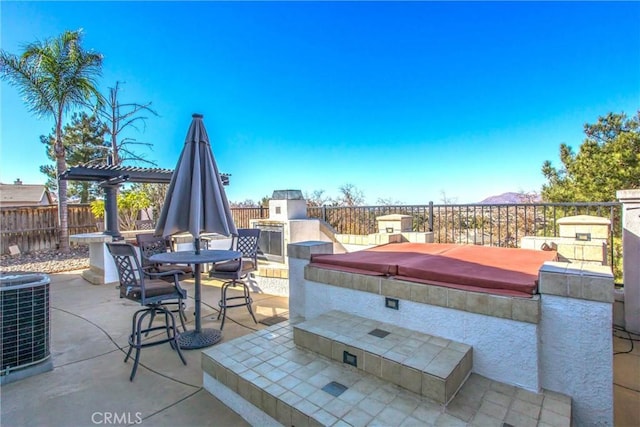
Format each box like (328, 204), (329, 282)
(1, 245), (90, 274)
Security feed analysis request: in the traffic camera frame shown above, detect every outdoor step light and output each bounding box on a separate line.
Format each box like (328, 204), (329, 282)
(343, 351), (358, 367)
(385, 297), (399, 310)
(321, 381), (348, 397)
(369, 328), (391, 338)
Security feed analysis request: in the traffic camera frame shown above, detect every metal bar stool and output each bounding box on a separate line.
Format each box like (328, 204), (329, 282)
(209, 229), (260, 330)
(107, 242), (187, 381)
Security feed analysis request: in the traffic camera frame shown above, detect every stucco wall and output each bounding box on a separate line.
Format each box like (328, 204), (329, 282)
(540, 295), (613, 426)
(617, 189), (640, 334)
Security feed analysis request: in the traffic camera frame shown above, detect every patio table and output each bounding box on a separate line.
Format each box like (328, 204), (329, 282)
(150, 249), (241, 349)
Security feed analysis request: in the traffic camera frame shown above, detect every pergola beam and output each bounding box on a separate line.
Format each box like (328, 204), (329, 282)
(60, 164), (231, 237)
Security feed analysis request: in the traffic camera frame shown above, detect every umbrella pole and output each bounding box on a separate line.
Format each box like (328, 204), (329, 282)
(194, 263), (202, 333)
(194, 237), (201, 332)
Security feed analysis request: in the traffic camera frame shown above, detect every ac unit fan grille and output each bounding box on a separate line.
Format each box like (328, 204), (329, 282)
(1, 284), (50, 372)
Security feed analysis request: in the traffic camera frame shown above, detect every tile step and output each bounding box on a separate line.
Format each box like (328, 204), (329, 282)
(293, 310), (472, 404)
(202, 320), (572, 427)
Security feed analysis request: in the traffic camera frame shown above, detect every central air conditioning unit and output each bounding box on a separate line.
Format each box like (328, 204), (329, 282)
(1, 273), (53, 385)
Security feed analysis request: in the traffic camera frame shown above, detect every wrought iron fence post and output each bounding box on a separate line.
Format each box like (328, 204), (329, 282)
(610, 205), (615, 269)
(428, 201), (434, 232)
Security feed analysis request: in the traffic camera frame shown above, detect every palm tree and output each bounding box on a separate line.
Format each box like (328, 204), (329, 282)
(1, 29), (103, 252)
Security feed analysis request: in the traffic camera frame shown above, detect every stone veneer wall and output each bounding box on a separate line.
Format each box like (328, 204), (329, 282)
(287, 241), (614, 426)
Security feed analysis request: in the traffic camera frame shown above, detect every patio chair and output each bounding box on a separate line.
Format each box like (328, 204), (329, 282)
(136, 233), (194, 278)
(106, 242), (187, 381)
(209, 228), (260, 330)
(136, 233), (193, 327)
(166, 236), (211, 254)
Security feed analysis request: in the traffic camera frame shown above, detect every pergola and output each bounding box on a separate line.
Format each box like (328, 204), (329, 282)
(60, 164), (230, 238)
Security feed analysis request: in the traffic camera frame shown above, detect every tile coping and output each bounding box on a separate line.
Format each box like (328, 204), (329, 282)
(304, 265), (542, 324)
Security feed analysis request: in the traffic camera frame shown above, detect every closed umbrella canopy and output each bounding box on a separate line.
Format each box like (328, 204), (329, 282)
(155, 113), (237, 248)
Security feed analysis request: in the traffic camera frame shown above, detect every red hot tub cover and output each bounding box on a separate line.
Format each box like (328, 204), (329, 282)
(309, 243), (558, 297)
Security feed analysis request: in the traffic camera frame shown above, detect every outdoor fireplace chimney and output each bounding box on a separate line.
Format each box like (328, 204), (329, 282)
(269, 189), (306, 221)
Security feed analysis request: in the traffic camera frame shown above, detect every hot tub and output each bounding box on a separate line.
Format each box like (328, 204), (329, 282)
(310, 242), (558, 297)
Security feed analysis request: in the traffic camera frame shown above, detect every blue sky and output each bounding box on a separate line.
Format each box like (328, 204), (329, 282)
(1, 1), (639, 204)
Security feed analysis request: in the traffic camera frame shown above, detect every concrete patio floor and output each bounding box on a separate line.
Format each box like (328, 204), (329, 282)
(1, 270), (638, 426)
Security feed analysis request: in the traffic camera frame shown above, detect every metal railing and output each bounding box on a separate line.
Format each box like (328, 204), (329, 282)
(307, 205), (433, 235)
(237, 202), (620, 244)
(308, 202), (620, 240)
(307, 202), (622, 268)
(233, 201), (622, 278)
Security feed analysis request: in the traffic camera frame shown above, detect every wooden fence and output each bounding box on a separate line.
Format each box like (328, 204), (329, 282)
(0, 204), (271, 255)
(1, 204), (97, 254)
(231, 206), (268, 228)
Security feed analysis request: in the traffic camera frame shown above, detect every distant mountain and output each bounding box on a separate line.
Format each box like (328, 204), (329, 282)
(478, 192), (541, 204)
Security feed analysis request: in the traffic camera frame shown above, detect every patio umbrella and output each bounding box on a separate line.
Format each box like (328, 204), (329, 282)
(151, 114), (238, 348)
(155, 113), (237, 250)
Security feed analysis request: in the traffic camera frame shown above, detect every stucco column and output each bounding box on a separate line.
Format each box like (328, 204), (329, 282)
(617, 189), (640, 334)
(539, 262), (614, 425)
(286, 241), (333, 320)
